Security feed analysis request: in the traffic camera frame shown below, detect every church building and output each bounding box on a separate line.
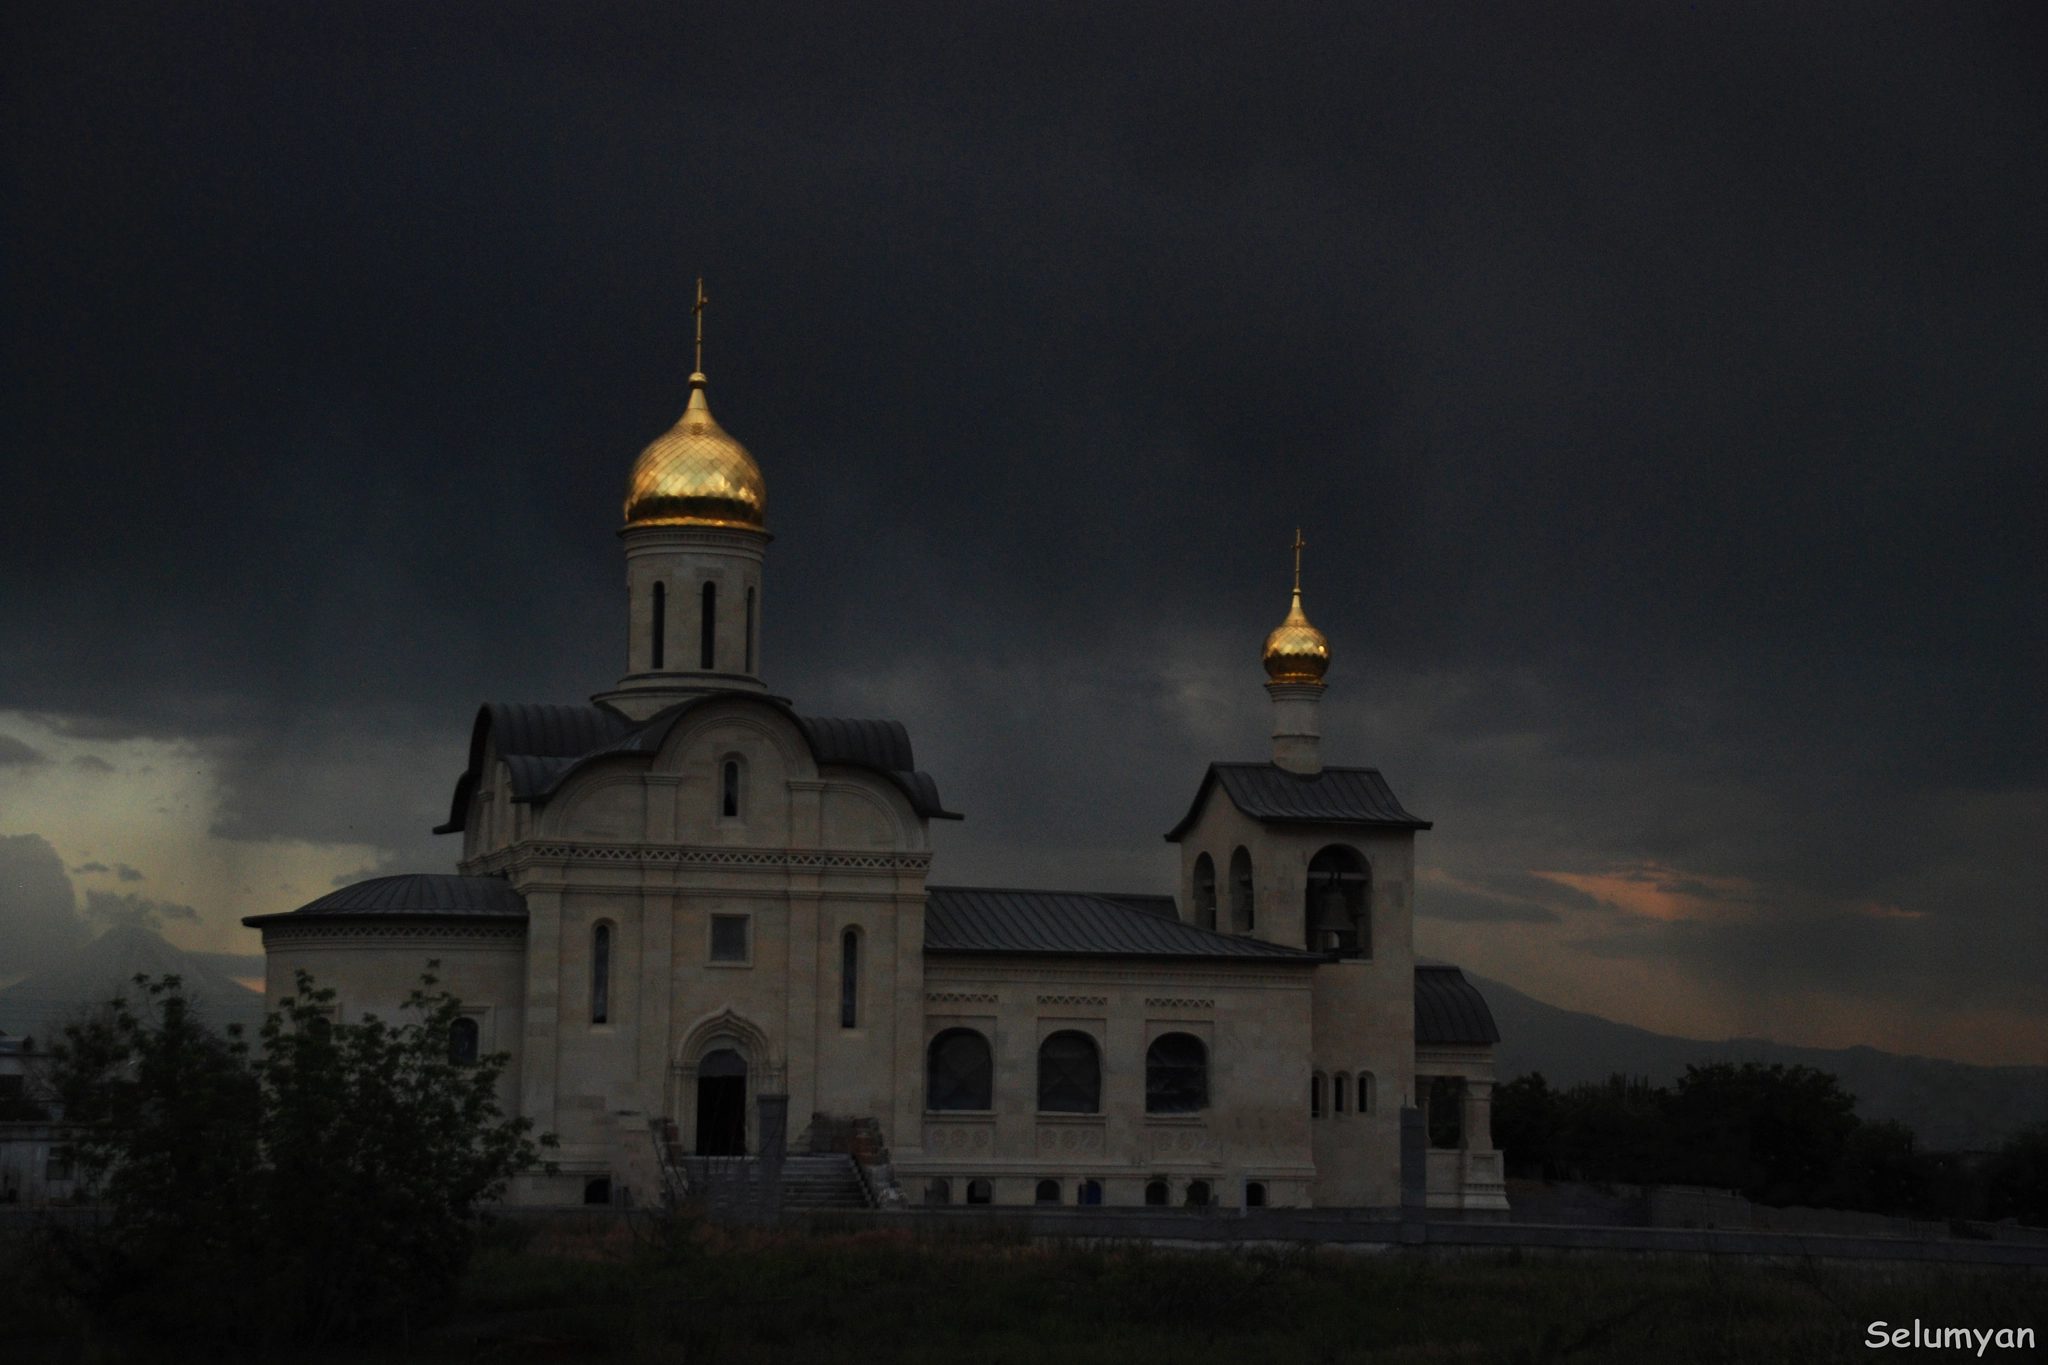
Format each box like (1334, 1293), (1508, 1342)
(245, 346), (1506, 1213)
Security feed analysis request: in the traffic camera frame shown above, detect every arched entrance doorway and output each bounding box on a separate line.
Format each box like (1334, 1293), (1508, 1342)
(696, 1048), (748, 1155)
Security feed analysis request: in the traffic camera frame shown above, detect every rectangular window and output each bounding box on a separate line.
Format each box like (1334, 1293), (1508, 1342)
(709, 914), (749, 963)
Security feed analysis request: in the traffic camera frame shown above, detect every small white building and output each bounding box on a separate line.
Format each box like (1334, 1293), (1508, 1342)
(0, 1033), (72, 1206)
(243, 359), (1505, 1212)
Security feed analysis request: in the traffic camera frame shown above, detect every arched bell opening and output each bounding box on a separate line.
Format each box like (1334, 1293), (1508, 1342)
(1306, 844), (1370, 956)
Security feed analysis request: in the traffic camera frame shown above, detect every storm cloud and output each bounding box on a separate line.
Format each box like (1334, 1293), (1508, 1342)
(2, 3), (2042, 1059)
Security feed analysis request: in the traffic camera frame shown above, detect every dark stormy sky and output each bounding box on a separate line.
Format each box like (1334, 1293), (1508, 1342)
(2, 3), (2043, 1062)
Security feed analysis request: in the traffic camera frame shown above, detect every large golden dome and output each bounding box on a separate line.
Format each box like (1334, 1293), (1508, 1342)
(623, 373), (766, 529)
(1263, 588), (1330, 683)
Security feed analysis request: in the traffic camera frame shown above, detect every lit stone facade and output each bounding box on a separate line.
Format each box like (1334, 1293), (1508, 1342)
(244, 367), (1505, 1212)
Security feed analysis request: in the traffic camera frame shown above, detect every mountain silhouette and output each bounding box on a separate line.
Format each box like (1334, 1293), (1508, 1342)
(0, 924), (265, 1044)
(1469, 972), (2048, 1152)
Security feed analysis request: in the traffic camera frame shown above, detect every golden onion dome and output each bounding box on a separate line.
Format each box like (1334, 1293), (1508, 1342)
(1263, 588), (1330, 683)
(623, 373), (766, 529)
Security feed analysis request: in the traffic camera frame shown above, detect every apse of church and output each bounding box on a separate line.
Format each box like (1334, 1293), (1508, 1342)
(244, 307), (1504, 1212)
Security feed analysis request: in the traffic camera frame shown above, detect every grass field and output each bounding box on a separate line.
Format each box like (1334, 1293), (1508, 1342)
(5, 1214), (2044, 1362)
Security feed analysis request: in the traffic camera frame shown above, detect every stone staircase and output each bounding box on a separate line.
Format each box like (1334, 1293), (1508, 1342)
(677, 1153), (872, 1210)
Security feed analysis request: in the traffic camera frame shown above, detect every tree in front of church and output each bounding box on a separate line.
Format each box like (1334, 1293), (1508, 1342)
(42, 966), (553, 1347)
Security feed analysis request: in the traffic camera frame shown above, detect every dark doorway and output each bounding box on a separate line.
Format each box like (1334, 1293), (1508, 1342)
(696, 1048), (748, 1155)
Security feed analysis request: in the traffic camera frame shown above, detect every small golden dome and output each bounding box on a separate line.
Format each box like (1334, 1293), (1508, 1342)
(623, 373), (766, 529)
(1263, 589), (1330, 683)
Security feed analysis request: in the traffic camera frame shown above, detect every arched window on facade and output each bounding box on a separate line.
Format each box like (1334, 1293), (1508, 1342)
(745, 585), (756, 673)
(651, 581), (666, 670)
(700, 580), (718, 669)
(1358, 1071), (1376, 1114)
(1229, 847), (1255, 933)
(965, 1178), (992, 1205)
(1311, 1072), (1326, 1119)
(722, 759), (741, 819)
(1145, 1032), (1208, 1114)
(1246, 1181), (1267, 1208)
(449, 1015), (480, 1066)
(1184, 1180), (1211, 1208)
(1333, 1072), (1349, 1115)
(591, 922), (612, 1025)
(1079, 1179), (1103, 1206)
(1144, 1180), (1169, 1206)
(925, 1178), (951, 1206)
(583, 1176), (611, 1206)
(926, 1029), (993, 1111)
(1306, 845), (1370, 955)
(1192, 853), (1217, 931)
(840, 928), (860, 1028)
(1035, 1179), (1061, 1204)
(1037, 1030), (1101, 1113)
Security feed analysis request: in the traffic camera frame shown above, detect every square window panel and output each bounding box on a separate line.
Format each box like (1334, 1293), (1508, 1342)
(710, 914), (750, 963)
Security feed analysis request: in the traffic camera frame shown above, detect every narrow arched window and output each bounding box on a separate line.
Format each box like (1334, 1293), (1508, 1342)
(1037, 1030), (1101, 1114)
(722, 760), (740, 818)
(840, 928), (859, 1029)
(926, 1029), (993, 1111)
(1035, 1179), (1061, 1204)
(591, 922), (612, 1024)
(1358, 1071), (1376, 1114)
(745, 585), (756, 673)
(1334, 1073), (1349, 1114)
(1192, 853), (1217, 932)
(966, 1178), (993, 1205)
(1144, 1180), (1169, 1206)
(700, 580), (717, 669)
(1079, 1179), (1103, 1205)
(651, 581), (666, 670)
(1229, 847), (1255, 933)
(1246, 1181), (1267, 1207)
(1145, 1032), (1208, 1114)
(1311, 1072), (1326, 1118)
(449, 1016), (480, 1066)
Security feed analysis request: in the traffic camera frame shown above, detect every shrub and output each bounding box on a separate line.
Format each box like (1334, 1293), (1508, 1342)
(44, 967), (553, 1349)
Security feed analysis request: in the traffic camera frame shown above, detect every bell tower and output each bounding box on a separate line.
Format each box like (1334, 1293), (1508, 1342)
(595, 281), (772, 720)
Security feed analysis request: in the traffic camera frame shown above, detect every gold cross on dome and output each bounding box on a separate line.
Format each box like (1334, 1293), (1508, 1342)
(1291, 528), (1307, 593)
(692, 277), (709, 372)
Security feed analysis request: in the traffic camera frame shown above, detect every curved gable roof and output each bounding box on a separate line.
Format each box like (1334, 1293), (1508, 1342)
(1413, 965), (1501, 1045)
(435, 693), (961, 834)
(1164, 762), (1431, 841)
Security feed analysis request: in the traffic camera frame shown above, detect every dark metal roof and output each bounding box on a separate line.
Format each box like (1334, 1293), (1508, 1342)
(242, 874), (528, 928)
(1095, 893), (1183, 921)
(435, 693), (961, 833)
(802, 717), (915, 774)
(924, 887), (1325, 961)
(1164, 763), (1431, 841)
(1414, 965), (1501, 1045)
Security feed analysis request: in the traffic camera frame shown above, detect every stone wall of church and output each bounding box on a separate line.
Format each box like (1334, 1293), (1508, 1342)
(460, 695), (935, 1205)
(255, 923), (528, 1121)
(901, 958), (1319, 1209)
